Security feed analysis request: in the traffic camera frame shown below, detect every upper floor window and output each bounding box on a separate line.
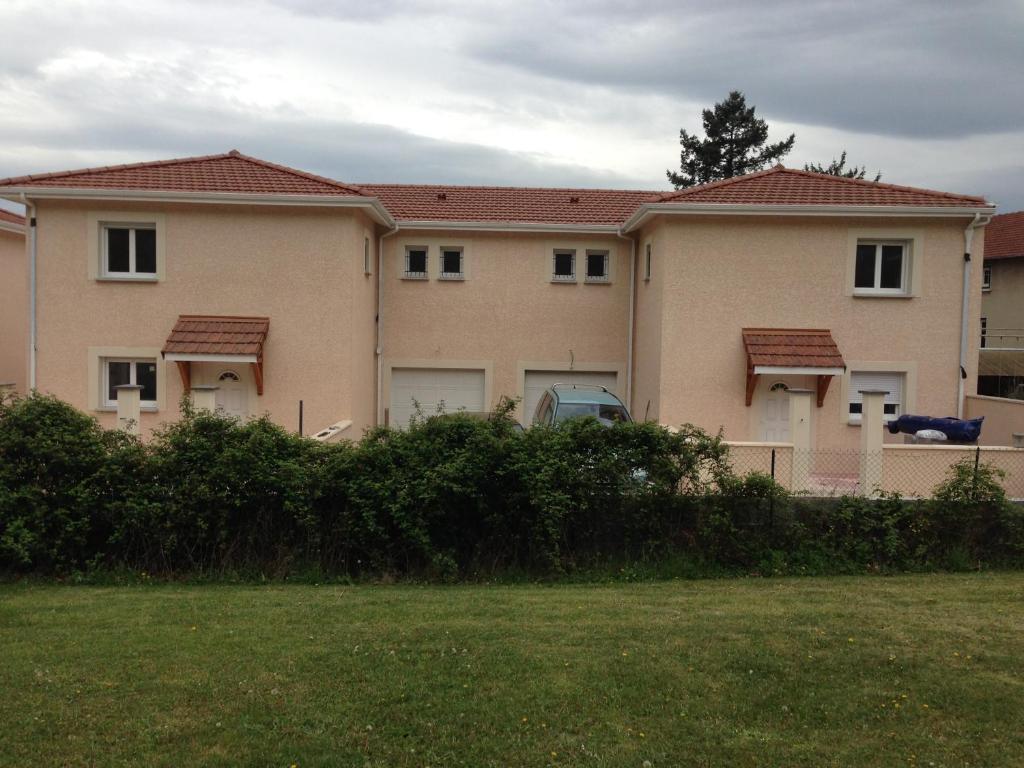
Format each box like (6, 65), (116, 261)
(982, 266), (992, 291)
(644, 243), (652, 281)
(364, 237), (372, 274)
(585, 250), (609, 283)
(104, 358), (157, 408)
(552, 249), (575, 282)
(854, 241), (908, 295)
(103, 224), (156, 278)
(848, 370), (903, 424)
(440, 247), (464, 280)
(404, 246), (428, 279)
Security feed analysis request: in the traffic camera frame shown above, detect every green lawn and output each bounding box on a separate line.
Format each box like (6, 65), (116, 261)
(1, 575), (1022, 767)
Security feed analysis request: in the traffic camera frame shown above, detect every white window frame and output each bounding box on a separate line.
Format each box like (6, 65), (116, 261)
(403, 246), (429, 280)
(552, 249), (576, 282)
(101, 223), (158, 279)
(102, 358), (158, 409)
(439, 246), (465, 280)
(853, 240), (910, 296)
(847, 370), (904, 424)
(982, 265), (992, 291)
(584, 250), (610, 283)
(644, 242), (652, 281)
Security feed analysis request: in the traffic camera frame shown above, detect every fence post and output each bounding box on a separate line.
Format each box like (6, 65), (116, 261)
(114, 384), (143, 436)
(190, 384), (218, 413)
(972, 445), (981, 501)
(788, 388), (814, 494)
(858, 390), (887, 498)
(769, 448), (776, 530)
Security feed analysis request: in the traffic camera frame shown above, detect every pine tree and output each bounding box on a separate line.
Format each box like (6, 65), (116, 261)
(803, 151), (881, 182)
(666, 91), (795, 189)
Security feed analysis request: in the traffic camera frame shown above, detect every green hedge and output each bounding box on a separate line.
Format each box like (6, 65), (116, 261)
(1, 392), (1022, 579)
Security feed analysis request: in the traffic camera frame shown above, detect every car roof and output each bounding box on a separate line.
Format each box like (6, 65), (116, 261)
(550, 387), (626, 406)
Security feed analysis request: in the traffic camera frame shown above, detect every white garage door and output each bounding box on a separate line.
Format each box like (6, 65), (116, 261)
(523, 370), (619, 424)
(389, 368), (486, 428)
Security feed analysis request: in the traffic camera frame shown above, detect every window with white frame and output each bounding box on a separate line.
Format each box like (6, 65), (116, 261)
(103, 358), (158, 408)
(585, 250), (609, 282)
(102, 224), (157, 277)
(981, 316), (988, 348)
(644, 242), (652, 280)
(364, 237), (372, 274)
(848, 371), (904, 423)
(440, 247), (464, 279)
(854, 240), (909, 294)
(552, 249), (575, 281)
(404, 246), (428, 279)
(982, 265), (992, 291)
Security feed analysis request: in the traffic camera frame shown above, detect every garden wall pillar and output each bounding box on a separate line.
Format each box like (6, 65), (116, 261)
(858, 390), (887, 497)
(190, 384), (218, 413)
(114, 384), (143, 436)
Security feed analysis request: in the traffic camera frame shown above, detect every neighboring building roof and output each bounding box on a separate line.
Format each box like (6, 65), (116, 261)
(742, 328), (846, 370)
(657, 165), (988, 208)
(162, 315), (270, 358)
(0, 150), (367, 197)
(358, 183), (660, 227)
(0, 208), (25, 233)
(984, 211), (1024, 260)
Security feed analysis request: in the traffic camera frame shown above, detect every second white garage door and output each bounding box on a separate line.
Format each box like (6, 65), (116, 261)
(523, 370), (619, 424)
(389, 368), (486, 428)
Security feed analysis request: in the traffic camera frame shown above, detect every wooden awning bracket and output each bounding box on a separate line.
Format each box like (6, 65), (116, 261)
(251, 360), (264, 396)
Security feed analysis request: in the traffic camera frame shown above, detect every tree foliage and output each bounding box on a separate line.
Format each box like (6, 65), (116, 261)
(804, 150), (881, 181)
(667, 90), (795, 189)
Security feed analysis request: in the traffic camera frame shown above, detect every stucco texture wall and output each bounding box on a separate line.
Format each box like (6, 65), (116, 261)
(631, 222), (663, 423)
(650, 215), (983, 450)
(0, 228), (27, 392)
(381, 230), (630, 422)
(31, 200), (376, 436)
(965, 394), (1024, 446)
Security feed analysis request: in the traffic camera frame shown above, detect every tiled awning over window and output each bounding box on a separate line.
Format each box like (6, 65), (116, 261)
(162, 315), (269, 395)
(742, 328), (846, 407)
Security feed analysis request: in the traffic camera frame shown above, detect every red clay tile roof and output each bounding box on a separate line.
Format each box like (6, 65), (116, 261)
(659, 166), (989, 208)
(0, 151), (366, 197)
(743, 328), (846, 369)
(358, 183), (660, 226)
(163, 316), (269, 357)
(984, 211), (1024, 260)
(0, 209), (24, 227)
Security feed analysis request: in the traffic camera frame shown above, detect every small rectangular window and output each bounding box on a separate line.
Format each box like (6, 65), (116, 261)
(552, 249), (575, 282)
(585, 250), (609, 282)
(848, 371), (904, 423)
(854, 241), (908, 294)
(404, 247), (428, 279)
(103, 358), (158, 408)
(364, 237), (372, 274)
(982, 266), (992, 291)
(440, 247), (464, 279)
(103, 225), (157, 277)
(644, 243), (652, 280)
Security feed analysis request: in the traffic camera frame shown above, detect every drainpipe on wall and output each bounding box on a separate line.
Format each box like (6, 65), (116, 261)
(617, 230), (636, 409)
(376, 223), (400, 426)
(21, 194), (37, 391)
(957, 213), (991, 419)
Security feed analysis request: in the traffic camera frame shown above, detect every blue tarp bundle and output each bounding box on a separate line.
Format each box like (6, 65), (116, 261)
(887, 415), (984, 442)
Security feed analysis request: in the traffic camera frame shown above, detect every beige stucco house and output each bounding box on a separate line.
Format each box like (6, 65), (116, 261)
(978, 211), (1024, 399)
(0, 209), (27, 394)
(0, 152), (996, 449)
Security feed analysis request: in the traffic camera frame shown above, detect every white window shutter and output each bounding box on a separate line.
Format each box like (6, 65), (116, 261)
(849, 372), (903, 407)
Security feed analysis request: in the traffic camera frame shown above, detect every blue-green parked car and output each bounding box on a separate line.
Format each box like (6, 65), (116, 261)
(531, 384), (632, 427)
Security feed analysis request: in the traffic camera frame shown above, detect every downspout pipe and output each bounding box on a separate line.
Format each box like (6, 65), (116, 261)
(376, 223), (400, 426)
(21, 194), (37, 391)
(617, 230), (636, 410)
(957, 213), (991, 418)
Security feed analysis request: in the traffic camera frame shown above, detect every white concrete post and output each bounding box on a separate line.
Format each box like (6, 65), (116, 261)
(114, 384), (143, 436)
(858, 390), (887, 497)
(190, 384), (219, 413)
(788, 388), (814, 493)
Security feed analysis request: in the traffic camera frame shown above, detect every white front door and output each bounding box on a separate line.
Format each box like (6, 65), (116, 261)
(759, 381), (791, 442)
(215, 370), (249, 421)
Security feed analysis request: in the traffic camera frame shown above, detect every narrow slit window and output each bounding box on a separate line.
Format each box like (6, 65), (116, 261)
(644, 243), (652, 280)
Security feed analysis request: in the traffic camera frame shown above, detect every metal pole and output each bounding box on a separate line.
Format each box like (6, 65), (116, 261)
(972, 445), (981, 501)
(769, 448), (776, 530)
(299, 400), (304, 437)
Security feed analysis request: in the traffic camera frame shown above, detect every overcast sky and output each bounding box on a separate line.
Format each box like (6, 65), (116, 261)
(1, 0), (1022, 214)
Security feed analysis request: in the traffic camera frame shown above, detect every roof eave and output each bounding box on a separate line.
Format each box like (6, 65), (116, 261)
(0, 187), (396, 227)
(393, 219), (621, 234)
(0, 220), (25, 235)
(621, 202), (998, 233)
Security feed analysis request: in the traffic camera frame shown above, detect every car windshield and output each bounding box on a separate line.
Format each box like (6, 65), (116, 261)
(554, 403), (630, 424)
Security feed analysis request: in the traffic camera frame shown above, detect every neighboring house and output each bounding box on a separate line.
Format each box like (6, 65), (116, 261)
(0, 209), (27, 393)
(0, 153), (995, 449)
(978, 211), (1024, 399)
